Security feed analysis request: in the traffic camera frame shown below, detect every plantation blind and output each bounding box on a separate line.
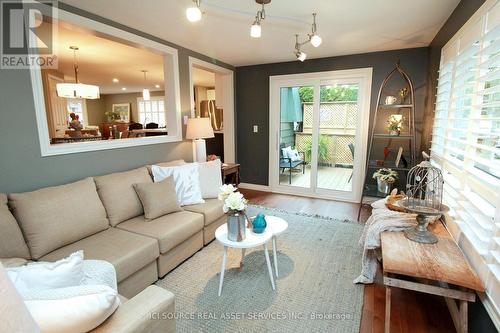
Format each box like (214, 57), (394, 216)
(431, 0), (500, 325)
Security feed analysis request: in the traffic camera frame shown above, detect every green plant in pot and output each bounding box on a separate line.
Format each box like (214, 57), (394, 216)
(104, 110), (121, 122)
(373, 168), (398, 194)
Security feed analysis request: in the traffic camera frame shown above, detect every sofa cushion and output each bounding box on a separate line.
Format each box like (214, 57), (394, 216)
(197, 159), (222, 199)
(0, 193), (30, 259)
(133, 177), (181, 220)
(40, 228), (159, 283)
(116, 211), (204, 254)
(183, 199), (225, 226)
(8, 178), (109, 259)
(94, 167), (152, 226)
(145, 159), (185, 177)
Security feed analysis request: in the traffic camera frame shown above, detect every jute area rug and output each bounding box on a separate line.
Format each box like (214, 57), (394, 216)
(156, 205), (364, 333)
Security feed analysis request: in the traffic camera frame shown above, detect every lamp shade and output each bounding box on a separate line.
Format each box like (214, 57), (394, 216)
(56, 83), (100, 99)
(186, 117), (214, 140)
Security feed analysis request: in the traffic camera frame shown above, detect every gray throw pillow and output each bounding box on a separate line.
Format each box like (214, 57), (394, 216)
(133, 176), (182, 220)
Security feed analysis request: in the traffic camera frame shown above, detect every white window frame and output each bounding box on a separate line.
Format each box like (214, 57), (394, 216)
(29, 6), (182, 156)
(137, 96), (167, 128)
(66, 99), (88, 127)
(431, 0), (500, 328)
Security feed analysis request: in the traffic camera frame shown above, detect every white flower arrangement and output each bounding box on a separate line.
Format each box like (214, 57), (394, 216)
(218, 184), (248, 214)
(373, 168), (398, 183)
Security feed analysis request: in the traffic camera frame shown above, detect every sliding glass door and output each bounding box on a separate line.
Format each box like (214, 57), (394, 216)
(269, 69), (372, 202)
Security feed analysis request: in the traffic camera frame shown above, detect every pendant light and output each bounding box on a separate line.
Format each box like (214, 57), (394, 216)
(186, 0), (202, 22)
(56, 46), (100, 99)
(142, 70), (150, 101)
(250, 0), (270, 38)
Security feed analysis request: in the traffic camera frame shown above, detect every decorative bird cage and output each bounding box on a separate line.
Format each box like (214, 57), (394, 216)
(397, 160), (447, 244)
(405, 160), (444, 212)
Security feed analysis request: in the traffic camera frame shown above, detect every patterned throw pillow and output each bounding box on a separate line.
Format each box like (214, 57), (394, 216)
(151, 164), (205, 206)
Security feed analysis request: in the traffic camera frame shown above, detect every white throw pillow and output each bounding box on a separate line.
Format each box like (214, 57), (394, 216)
(7, 251), (84, 296)
(197, 159), (223, 199)
(24, 284), (120, 333)
(283, 146), (301, 162)
(152, 164), (205, 206)
(281, 146), (291, 159)
(288, 148), (301, 162)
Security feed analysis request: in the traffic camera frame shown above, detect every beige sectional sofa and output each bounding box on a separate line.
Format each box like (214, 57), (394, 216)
(0, 160), (226, 332)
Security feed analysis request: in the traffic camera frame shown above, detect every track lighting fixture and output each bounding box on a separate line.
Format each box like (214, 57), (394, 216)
(294, 35), (307, 62)
(293, 13), (322, 61)
(250, 0), (271, 38)
(186, 0), (202, 22)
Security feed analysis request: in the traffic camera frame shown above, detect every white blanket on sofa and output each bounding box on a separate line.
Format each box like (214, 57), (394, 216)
(353, 199), (416, 284)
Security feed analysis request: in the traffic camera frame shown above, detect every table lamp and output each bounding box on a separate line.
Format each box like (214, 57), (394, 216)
(186, 117), (215, 162)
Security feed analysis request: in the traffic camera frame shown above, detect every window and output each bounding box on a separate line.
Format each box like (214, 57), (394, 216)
(431, 0), (500, 321)
(137, 97), (166, 127)
(67, 99), (86, 126)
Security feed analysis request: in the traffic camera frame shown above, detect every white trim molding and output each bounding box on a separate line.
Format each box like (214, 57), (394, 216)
(188, 56), (235, 163)
(30, 6), (183, 156)
(238, 182), (271, 192)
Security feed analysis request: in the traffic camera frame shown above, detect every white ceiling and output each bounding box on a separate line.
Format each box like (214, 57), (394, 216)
(61, 0), (460, 66)
(47, 21), (165, 94)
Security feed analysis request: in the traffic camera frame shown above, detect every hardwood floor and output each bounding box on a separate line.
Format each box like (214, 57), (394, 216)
(239, 189), (455, 333)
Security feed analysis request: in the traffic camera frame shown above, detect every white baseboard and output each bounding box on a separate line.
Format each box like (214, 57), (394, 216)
(479, 292), (500, 331)
(238, 183), (270, 191)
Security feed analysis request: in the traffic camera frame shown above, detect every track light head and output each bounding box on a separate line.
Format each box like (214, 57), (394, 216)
(186, 0), (202, 22)
(295, 51), (307, 62)
(250, 19), (262, 38)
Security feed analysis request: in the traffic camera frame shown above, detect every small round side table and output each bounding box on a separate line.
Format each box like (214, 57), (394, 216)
(215, 224), (275, 297)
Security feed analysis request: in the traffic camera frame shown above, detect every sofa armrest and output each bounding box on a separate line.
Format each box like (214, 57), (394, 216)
(91, 285), (175, 333)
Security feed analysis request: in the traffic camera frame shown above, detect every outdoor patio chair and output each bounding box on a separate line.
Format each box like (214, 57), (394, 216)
(348, 143), (355, 183)
(279, 144), (306, 185)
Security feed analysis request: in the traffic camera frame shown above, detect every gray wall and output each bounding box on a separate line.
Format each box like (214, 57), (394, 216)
(0, 3), (233, 193)
(236, 47), (429, 185)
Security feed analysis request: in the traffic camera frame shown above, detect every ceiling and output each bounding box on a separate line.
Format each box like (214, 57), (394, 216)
(61, 0), (460, 66)
(44, 21), (165, 94)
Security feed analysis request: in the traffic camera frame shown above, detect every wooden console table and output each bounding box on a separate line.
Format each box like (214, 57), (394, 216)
(221, 163), (240, 185)
(381, 222), (484, 333)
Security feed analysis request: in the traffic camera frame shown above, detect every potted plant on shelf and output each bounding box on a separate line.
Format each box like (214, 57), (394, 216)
(373, 168), (398, 194)
(219, 184), (248, 242)
(104, 110), (121, 122)
(387, 114), (404, 136)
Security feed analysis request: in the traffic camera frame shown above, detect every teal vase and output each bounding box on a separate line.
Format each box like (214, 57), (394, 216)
(252, 213), (267, 234)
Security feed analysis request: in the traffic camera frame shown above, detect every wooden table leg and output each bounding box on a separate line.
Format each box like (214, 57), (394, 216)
(240, 248), (246, 268)
(459, 300), (468, 333)
(385, 286), (391, 333)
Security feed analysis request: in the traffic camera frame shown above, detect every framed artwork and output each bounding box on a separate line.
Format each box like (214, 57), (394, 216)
(112, 103), (130, 122)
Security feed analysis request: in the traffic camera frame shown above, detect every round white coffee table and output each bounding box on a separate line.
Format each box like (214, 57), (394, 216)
(265, 216), (289, 277)
(215, 224), (275, 296)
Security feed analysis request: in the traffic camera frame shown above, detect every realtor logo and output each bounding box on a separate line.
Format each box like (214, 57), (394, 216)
(1, 0), (58, 68)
